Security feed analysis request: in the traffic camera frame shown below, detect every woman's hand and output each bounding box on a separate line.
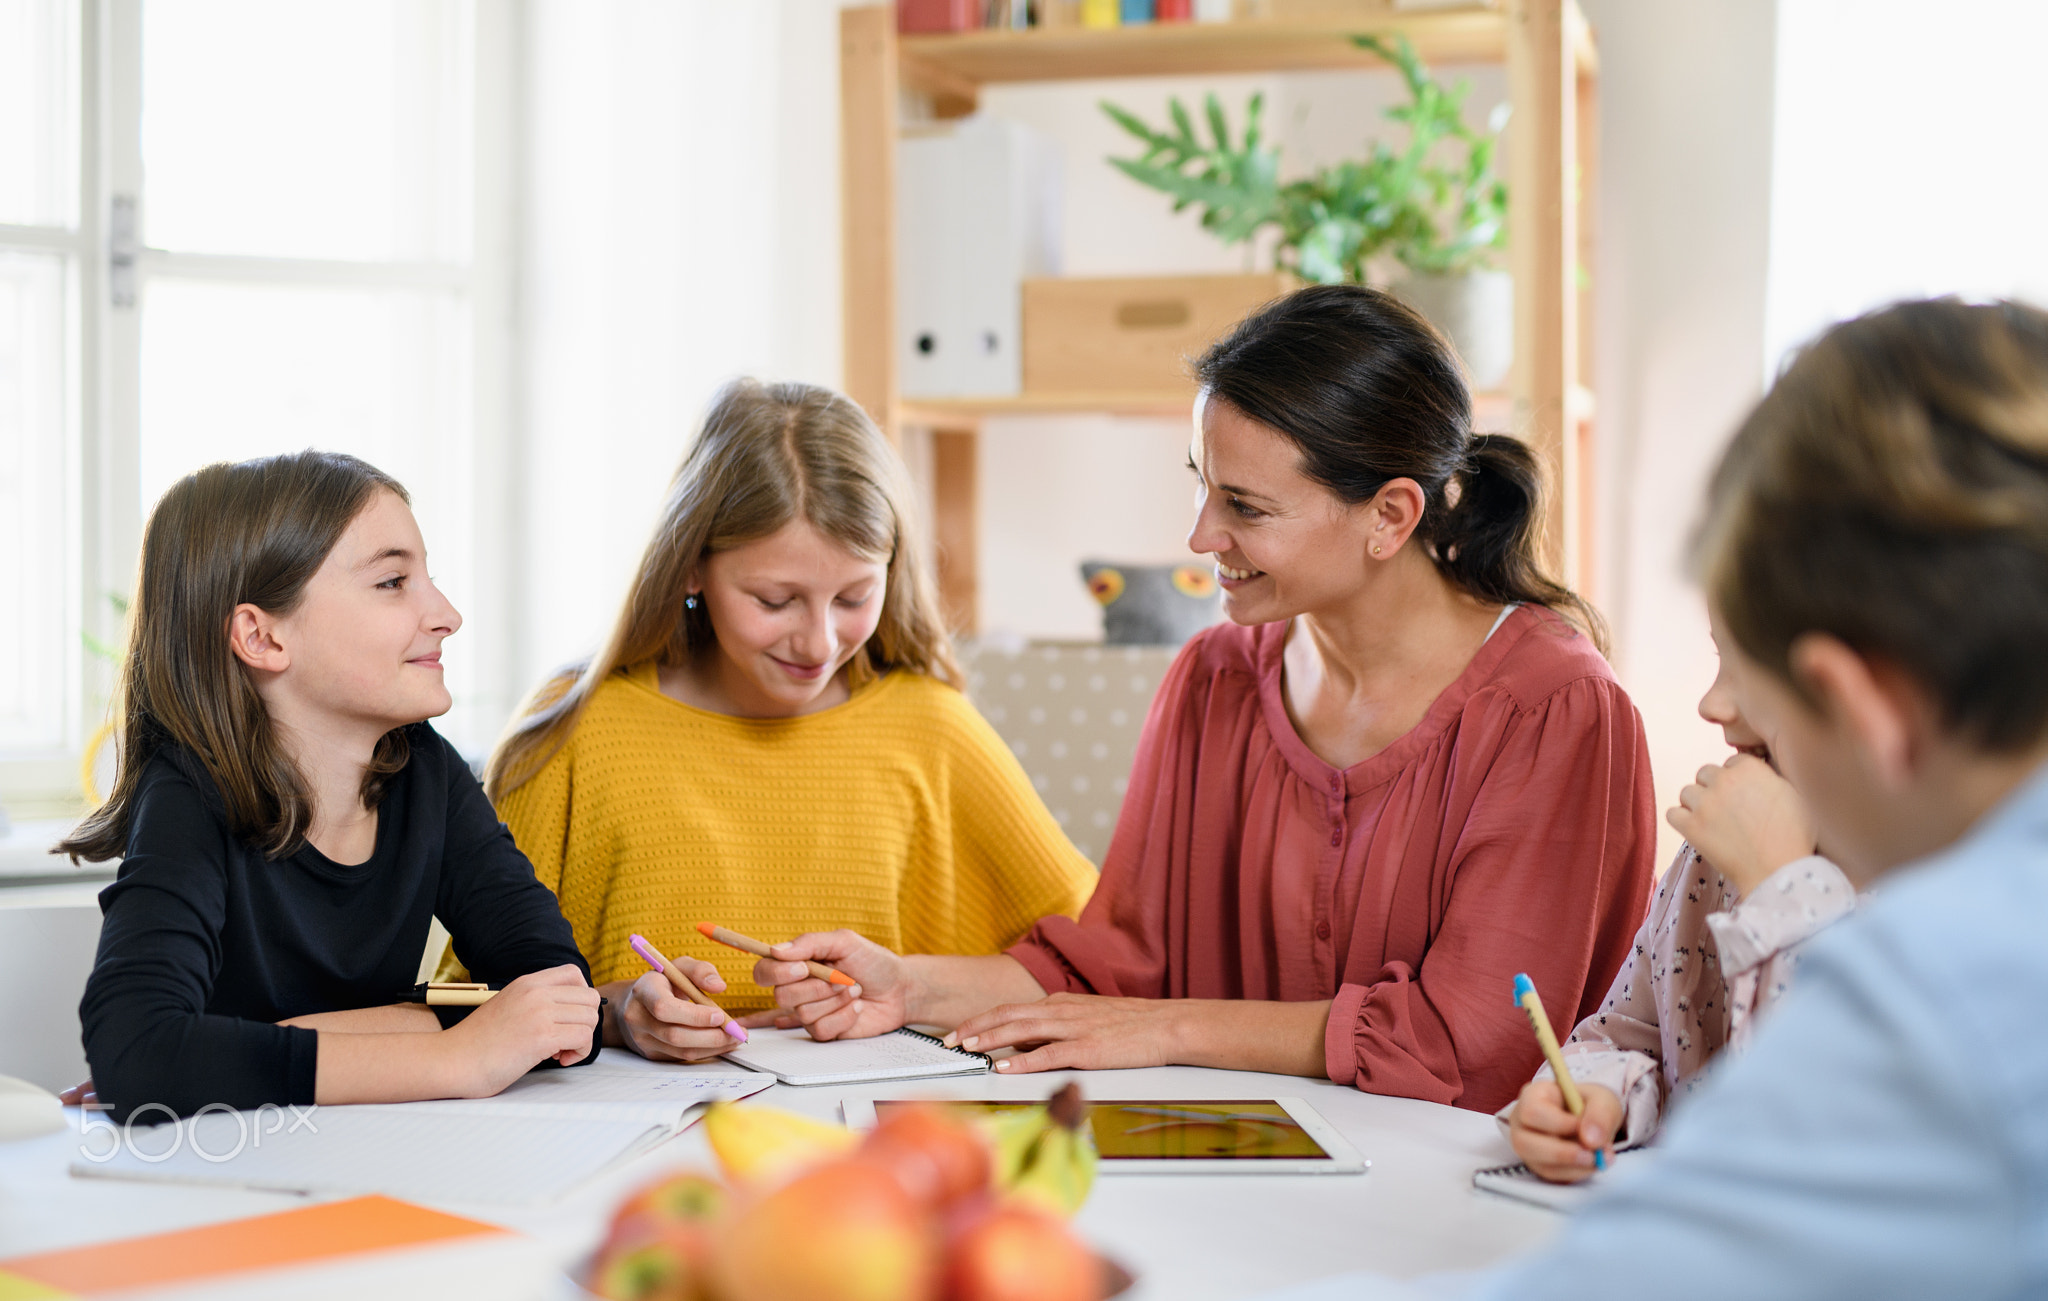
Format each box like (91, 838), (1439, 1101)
(942, 993), (1187, 1074)
(1668, 752), (1818, 896)
(611, 960), (745, 1063)
(751, 929), (903, 1042)
(58, 1079), (95, 1107)
(442, 963), (601, 1096)
(1507, 1079), (1622, 1183)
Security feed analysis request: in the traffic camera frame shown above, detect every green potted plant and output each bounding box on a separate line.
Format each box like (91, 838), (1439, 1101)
(1100, 34), (1512, 388)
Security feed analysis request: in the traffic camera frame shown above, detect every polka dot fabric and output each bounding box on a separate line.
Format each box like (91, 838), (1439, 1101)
(961, 641), (1180, 864)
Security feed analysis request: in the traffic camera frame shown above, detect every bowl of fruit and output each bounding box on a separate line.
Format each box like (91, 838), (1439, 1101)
(582, 1082), (1133, 1301)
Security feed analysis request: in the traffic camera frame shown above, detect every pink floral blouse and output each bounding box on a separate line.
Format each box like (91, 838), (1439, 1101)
(1497, 845), (1855, 1147)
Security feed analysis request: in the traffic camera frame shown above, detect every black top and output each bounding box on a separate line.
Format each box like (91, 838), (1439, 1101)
(79, 724), (594, 1120)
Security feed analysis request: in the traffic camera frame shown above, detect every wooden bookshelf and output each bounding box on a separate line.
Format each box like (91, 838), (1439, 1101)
(898, 387), (1577, 429)
(898, 10), (1595, 96)
(841, 1), (1599, 631)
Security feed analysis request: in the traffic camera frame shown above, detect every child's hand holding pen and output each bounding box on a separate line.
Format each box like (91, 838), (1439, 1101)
(608, 935), (748, 1064)
(1508, 1078), (1624, 1183)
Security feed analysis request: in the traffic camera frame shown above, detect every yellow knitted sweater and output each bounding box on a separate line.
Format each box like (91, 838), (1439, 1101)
(453, 663), (1096, 1010)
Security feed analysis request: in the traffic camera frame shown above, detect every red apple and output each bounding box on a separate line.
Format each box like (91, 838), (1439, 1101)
(591, 1234), (706, 1301)
(711, 1160), (937, 1301)
(591, 1172), (727, 1301)
(857, 1103), (995, 1210)
(607, 1171), (727, 1245)
(942, 1205), (1103, 1301)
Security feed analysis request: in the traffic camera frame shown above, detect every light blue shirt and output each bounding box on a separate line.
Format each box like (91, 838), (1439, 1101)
(1271, 759), (2048, 1301)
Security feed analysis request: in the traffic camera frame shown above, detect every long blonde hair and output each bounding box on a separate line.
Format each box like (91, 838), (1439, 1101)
(487, 378), (960, 799)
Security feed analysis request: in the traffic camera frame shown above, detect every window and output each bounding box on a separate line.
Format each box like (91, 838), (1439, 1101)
(1766, 0), (2048, 370)
(1, 0), (511, 813)
(0, 0), (82, 776)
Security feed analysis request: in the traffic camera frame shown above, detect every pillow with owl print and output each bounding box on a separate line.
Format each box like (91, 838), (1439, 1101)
(1080, 560), (1222, 646)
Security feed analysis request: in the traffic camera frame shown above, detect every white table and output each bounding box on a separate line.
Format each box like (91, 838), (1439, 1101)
(0, 1056), (1559, 1299)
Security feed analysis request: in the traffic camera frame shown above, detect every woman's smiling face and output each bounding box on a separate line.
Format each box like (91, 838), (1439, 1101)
(693, 518), (887, 717)
(1185, 395), (1379, 626)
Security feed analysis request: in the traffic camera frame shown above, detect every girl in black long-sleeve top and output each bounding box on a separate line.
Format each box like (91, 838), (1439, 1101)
(62, 451), (600, 1120)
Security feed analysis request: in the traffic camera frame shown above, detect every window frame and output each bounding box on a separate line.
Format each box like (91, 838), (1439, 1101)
(0, 0), (519, 813)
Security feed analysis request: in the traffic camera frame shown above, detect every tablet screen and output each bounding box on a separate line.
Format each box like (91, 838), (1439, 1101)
(873, 1100), (1332, 1161)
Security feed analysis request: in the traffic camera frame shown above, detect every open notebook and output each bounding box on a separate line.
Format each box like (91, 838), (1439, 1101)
(725, 1026), (992, 1086)
(70, 1065), (773, 1208)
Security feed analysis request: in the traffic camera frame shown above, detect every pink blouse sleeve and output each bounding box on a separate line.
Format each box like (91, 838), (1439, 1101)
(1327, 675), (1657, 1112)
(1005, 639), (1205, 999)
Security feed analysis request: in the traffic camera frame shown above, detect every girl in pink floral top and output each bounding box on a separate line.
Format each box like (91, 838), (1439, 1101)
(1502, 616), (1855, 1181)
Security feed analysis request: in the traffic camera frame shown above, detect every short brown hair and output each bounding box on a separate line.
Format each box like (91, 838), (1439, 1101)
(59, 452), (412, 862)
(486, 378), (960, 799)
(1696, 297), (2048, 750)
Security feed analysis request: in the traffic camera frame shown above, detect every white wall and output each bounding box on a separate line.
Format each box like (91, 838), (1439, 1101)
(513, 0), (844, 701)
(1579, 0), (1779, 866)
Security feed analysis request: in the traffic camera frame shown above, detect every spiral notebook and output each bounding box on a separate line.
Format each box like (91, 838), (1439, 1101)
(724, 1026), (992, 1086)
(1471, 1147), (1650, 1212)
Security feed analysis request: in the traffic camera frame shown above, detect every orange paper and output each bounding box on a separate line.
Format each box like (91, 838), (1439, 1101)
(0, 1195), (509, 1296)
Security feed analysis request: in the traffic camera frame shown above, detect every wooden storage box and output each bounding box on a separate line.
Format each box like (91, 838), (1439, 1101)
(1021, 273), (1293, 394)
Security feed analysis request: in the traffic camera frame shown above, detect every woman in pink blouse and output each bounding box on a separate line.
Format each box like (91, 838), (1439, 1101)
(757, 285), (1658, 1112)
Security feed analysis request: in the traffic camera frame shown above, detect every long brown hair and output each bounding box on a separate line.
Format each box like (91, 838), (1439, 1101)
(486, 378), (960, 800)
(1696, 297), (2048, 749)
(59, 452), (413, 863)
(1195, 283), (1607, 653)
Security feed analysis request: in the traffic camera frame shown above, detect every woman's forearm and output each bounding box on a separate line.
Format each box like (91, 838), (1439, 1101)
(1175, 999), (1332, 1078)
(312, 1029), (468, 1104)
(905, 954), (1046, 1028)
(280, 1004), (443, 1034)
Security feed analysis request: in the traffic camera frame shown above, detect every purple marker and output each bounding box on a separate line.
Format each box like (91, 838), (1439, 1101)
(631, 933), (747, 1043)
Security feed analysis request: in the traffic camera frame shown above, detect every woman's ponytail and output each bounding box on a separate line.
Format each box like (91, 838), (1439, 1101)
(1195, 284), (1606, 654)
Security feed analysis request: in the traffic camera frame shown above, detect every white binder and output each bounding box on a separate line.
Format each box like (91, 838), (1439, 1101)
(898, 116), (1061, 398)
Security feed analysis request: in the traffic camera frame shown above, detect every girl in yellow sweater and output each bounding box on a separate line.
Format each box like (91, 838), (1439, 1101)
(455, 379), (1097, 1062)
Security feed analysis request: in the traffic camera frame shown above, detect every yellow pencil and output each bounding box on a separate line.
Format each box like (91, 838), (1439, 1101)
(1513, 971), (1605, 1171)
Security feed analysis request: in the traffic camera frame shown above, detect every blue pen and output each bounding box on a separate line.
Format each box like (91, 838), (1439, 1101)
(1513, 972), (1606, 1172)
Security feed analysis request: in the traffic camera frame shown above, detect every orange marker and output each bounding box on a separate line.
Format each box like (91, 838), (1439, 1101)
(696, 922), (859, 988)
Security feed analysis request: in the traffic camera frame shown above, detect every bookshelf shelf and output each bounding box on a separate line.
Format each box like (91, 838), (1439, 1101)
(895, 387), (1568, 429)
(899, 9), (1596, 97)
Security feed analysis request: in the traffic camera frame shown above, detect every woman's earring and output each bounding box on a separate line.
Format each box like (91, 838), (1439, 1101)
(1371, 544), (1382, 558)
(685, 594), (699, 611)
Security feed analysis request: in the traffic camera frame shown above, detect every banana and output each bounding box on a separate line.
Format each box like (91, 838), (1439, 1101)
(983, 1105), (1054, 1188)
(702, 1101), (858, 1188)
(980, 1083), (1097, 1218)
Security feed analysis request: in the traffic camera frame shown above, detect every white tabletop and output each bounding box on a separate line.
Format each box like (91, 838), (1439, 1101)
(0, 1056), (1558, 1299)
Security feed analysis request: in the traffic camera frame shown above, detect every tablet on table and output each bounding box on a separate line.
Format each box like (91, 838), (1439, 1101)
(841, 1097), (1368, 1175)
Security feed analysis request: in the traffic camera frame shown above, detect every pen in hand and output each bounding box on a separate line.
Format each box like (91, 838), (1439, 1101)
(696, 922), (859, 988)
(630, 934), (748, 1044)
(1514, 971), (1606, 1172)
